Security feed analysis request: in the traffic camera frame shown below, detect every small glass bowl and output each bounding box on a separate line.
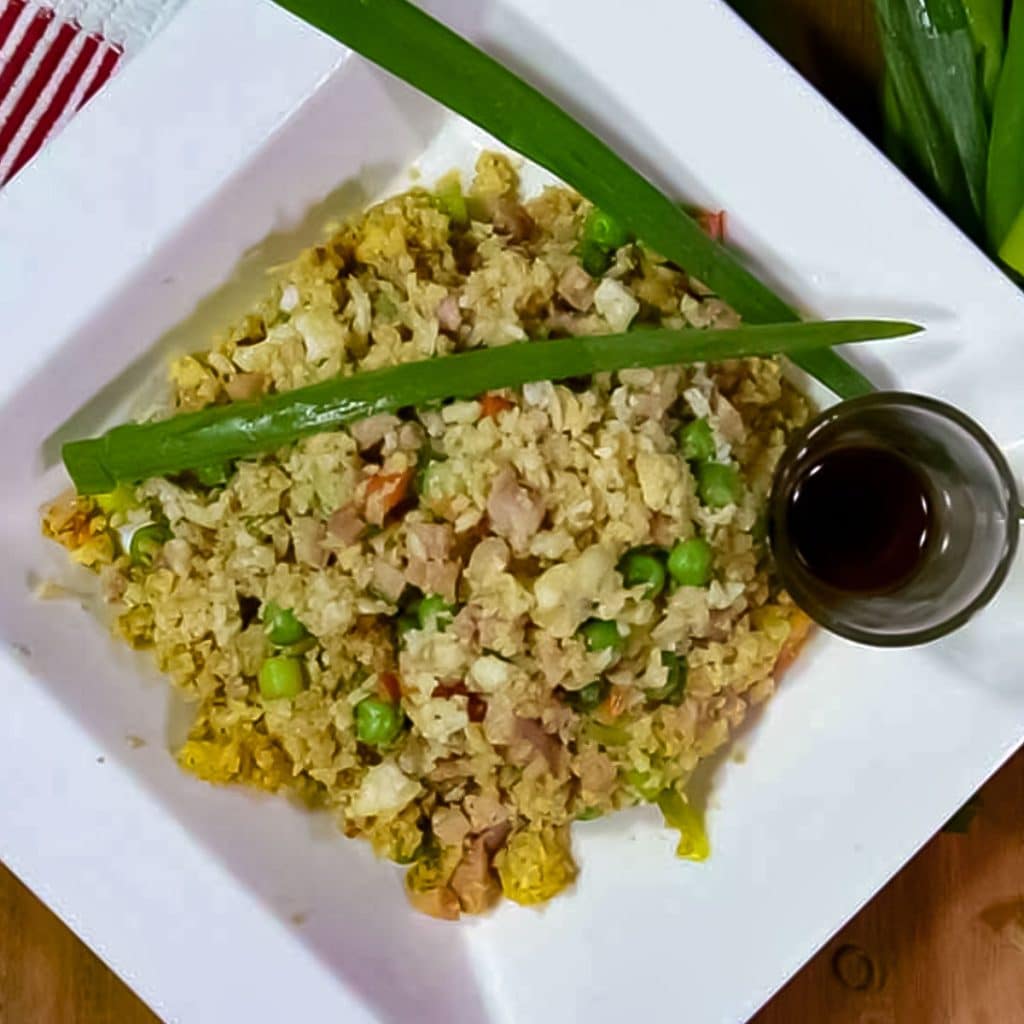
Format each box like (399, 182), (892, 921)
(769, 392), (1020, 647)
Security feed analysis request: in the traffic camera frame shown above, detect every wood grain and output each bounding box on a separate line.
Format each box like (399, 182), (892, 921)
(755, 748), (1024, 1024)
(0, 865), (159, 1024)
(729, 0), (884, 138)
(3, 3), (1022, 1023)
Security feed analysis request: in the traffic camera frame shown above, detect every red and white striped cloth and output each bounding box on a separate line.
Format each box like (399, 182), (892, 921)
(0, 0), (180, 186)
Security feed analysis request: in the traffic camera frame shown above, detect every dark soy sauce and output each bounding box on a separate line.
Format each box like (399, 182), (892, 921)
(786, 446), (934, 594)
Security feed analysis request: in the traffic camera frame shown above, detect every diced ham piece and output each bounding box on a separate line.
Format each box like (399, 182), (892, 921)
(436, 293), (463, 332)
(432, 806), (472, 848)
(650, 513), (677, 549)
(405, 555), (461, 603)
(328, 504), (365, 546)
(450, 835), (501, 915)
(407, 522), (452, 561)
(463, 793), (511, 833)
(512, 716), (562, 771)
(225, 372), (266, 401)
(372, 559), (407, 602)
(492, 197), (535, 242)
(479, 821), (512, 854)
(405, 521), (459, 600)
(573, 747), (617, 797)
(486, 467), (545, 555)
(292, 517), (327, 568)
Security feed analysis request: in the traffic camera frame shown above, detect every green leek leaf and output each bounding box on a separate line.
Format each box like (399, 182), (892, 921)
(987, 0), (1024, 250)
(998, 203), (1024, 273)
(876, 0), (990, 235)
(271, 0), (874, 398)
(963, 0), (1007, 107)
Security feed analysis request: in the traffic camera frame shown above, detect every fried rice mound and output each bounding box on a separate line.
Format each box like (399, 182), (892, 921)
(44, 153), (813, 918)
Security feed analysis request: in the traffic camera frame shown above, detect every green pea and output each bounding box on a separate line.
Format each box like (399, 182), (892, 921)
(582, 208), (632, 251)
(263, 601), (310, 647)
(417, 594), (455, 631)
(649, 651), (688, 704)
(697, 461), (742, 509)
(129, 523), (171, 568)
(355, 696), (405, 747)
(667, 538), (714, 587)
(258, 656), (304, 700)
(579, 618), (625, 653)
(566, 679), (608, 713)
(620, 549), (667, 598)
(678, 418), (716, 463)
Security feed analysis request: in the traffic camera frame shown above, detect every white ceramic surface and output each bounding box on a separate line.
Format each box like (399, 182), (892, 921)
(1, 1), (1022, 1022)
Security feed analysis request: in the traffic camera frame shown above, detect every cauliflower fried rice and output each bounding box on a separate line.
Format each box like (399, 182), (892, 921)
(44, 154), (813, 918)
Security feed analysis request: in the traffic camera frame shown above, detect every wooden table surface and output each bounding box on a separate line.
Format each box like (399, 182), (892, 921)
(3, 3), (1023, 1023)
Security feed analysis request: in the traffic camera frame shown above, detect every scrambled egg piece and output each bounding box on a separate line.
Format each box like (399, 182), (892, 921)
(495, 826), (578, 906)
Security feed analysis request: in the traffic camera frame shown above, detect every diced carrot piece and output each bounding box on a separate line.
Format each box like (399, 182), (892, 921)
(467, 695), (487, 723)
(605, 685), (630, 719)
(364, 469), (413, 525)
(378, 671), (402, 703)
(697, 209), (727, 242)
(433, 679), (469, 699)
(479, 393), (515, 420)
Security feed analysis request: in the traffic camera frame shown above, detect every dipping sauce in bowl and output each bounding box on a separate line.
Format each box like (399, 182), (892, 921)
(770, 393), (1019, 647)
(786, 445), (934, 595)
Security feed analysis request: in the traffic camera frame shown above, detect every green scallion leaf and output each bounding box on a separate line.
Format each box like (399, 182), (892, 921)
(62, 320), (918, 494)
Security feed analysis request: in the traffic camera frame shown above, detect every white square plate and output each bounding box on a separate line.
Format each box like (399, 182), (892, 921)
(1, 2), (1022, 1022)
